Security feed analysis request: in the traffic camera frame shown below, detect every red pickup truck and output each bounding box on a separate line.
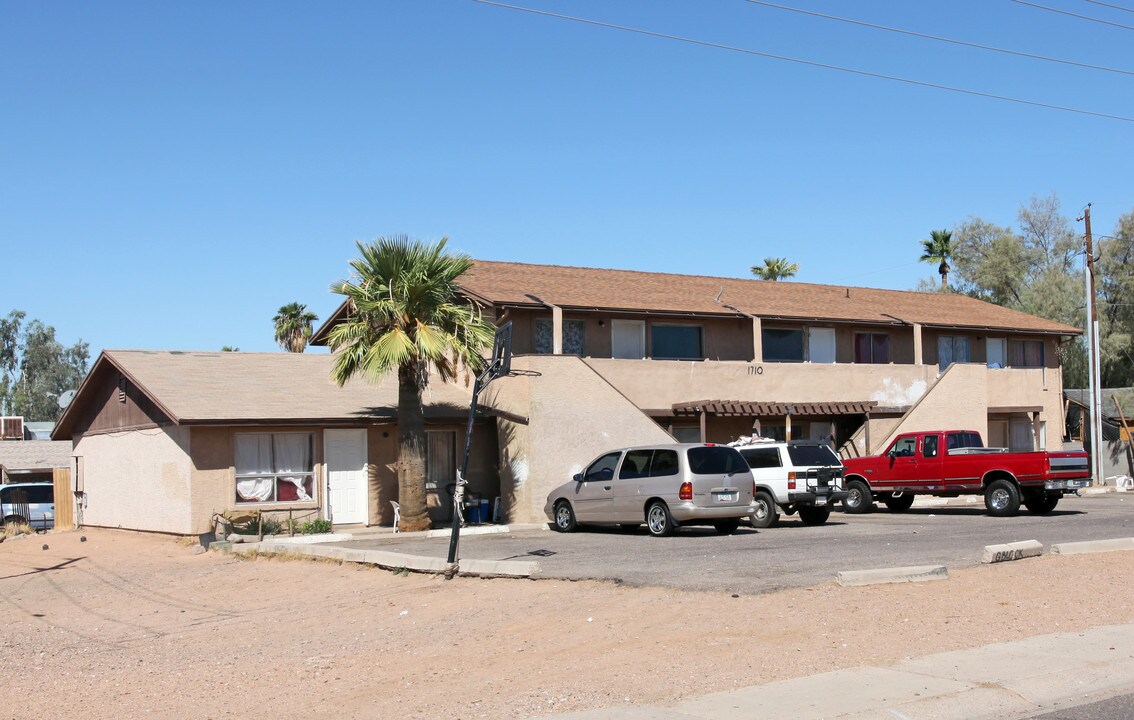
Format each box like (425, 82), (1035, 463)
(841, 430), (1091, 517)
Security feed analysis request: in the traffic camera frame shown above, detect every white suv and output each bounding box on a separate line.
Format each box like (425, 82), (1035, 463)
(732, 440), (846, 528)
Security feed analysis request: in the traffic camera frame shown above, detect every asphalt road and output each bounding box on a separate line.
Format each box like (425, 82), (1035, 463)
(336, 492), (1134, 594)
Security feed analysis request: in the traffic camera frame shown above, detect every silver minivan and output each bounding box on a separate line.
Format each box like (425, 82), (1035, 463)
(1, 482), (55, 531)
(544, 443), (755, 537)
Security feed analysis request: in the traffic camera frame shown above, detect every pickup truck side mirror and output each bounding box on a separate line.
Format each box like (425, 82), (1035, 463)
(887, 448), (897, 458)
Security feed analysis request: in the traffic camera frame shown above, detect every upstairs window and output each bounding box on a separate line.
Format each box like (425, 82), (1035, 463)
(763, 328), (804, 362)
(855, 333), (890, 364)
(938, 336), (971, 370)
(535, 319), (586, 355)
(651, 324), (703, 360)
(1008, 339), (1044, 368)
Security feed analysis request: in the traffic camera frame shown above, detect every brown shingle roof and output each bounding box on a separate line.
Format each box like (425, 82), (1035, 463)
(458, 260), (1082, 335)
(56, 350), (473, 436)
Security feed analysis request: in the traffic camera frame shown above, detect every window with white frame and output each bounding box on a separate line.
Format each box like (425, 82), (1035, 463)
(235, 432), (315, 503)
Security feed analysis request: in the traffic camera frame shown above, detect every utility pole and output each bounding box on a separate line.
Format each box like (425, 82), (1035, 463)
(1079, 204), (1104, 486)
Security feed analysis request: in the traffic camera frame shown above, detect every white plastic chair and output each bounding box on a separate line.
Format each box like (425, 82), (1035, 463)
(390, 501), (401, 533)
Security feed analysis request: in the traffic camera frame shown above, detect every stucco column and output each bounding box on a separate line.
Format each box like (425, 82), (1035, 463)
(752, 316), (763, 363)
(552, 305), (563, 355)
(913, 323), (923, 365)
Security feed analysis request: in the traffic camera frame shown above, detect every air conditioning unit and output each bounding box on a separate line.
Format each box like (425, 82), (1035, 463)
(1, 416), (24, 440)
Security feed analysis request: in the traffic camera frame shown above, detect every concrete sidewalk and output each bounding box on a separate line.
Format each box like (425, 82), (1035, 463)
(535, 622), (1134, 720)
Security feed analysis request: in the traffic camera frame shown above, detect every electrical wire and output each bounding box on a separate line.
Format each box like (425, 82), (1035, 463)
(1080, 0), (1134, 14)
(741, 0), (1134, 76)
(470, 0), (1134, 123)
(1011, 0), (1134, 30)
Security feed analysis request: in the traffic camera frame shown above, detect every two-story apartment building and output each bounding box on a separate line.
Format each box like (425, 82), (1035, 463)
(56, 260), (1080, 534)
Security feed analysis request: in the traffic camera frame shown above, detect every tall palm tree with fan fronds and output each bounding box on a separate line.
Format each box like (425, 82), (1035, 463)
(750, 257), (798, 281)
(327, 235), (495, 531)
(920, 229), (954, 289)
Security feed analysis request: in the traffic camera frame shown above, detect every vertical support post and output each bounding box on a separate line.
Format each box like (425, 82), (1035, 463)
(912, 323), (923, 366)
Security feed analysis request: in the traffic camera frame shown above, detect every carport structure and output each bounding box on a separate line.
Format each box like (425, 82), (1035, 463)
(667, 400), (878, 446)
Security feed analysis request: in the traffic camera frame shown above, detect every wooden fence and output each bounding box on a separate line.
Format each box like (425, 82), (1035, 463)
(52, 467), (75, 531)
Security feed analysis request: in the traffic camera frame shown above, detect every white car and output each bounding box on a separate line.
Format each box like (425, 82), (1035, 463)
(544, 443), (755, 537)
(733, 440), (846, 528)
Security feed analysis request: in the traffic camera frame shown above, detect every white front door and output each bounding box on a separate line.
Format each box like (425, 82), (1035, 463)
(325, 429), (368, 525)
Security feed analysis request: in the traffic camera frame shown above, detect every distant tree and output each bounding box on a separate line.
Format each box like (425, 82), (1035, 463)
(750, 257), (798, 281)
(221, 346), (240, 352)
(327, 235), (496, 532)
(0, 310), (89, 421)
(919, 229), (954, 289)
(273, 302), (319, 353)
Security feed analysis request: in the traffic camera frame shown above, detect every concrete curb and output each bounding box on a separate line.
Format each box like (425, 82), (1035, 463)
(1051, 537), (1134, 555)
(231, 538), (541, 578)
(836, 564), (948, 587)
(981, 539), (1043, 564)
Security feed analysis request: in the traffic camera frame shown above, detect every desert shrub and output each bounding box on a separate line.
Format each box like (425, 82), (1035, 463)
(300, 519), (332, 535)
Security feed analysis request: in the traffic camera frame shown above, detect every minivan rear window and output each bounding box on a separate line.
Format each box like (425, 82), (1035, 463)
(687, 446), (746, 475)
(785, 444), (841, 467)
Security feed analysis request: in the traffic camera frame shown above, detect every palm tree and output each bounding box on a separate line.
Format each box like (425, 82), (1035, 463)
(273, 302), (319, 353)
(750, 257), (798, 281)
(326, 236), (495, 532)
(920, 229), (954, 289)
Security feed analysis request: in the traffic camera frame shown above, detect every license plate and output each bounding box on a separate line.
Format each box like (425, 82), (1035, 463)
(714, 493), (737, 503)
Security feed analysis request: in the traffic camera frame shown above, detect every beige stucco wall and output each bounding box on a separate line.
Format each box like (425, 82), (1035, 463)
(484, 354), (674, 524)
(75, 426), (194, 534)
(583, 358), (941, 411)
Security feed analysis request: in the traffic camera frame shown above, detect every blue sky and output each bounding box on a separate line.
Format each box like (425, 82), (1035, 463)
(3, 0), (1132, 360)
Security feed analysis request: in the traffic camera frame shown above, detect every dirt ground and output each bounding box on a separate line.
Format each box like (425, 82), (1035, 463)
(2, 528), (1133, 720)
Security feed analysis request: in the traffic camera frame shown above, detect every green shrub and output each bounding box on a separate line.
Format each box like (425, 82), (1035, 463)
(300, 519), (332, 535)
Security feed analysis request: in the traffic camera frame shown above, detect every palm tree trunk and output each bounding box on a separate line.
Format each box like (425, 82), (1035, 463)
(396, 367), (432, 532)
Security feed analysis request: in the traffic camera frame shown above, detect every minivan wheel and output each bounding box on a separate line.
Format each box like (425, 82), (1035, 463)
(553, 501), (577, 532)
(750, 490), (779, 529)
(646, 501), (675, 537)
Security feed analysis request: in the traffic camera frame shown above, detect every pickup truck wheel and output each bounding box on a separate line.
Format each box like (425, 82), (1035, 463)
(646, 501), (676, 537)
(797, 506), (831, 525)
(843, 480), (874, 514)
(750, 490), (780, 529)
(884, 494), (915, 513)
(552, 501), (577, 532)
(713, 518), (740, 535)
(1024, 492), (1060, 514)
(985, 479), (1021, 517)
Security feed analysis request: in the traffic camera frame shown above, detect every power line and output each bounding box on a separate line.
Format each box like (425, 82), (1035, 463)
(1011, 0), (1134, 30)
(741, 0), (1134, 76)
(1079, 0), (1134, 14)
(470, 0), (1134, 123)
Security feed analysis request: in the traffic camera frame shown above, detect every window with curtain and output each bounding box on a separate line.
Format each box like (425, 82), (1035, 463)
(854, 333), (890, 363)
(1008, 339), (1044, 367)
(235, 432), (315, 503)
(937, 335), (971, 370)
